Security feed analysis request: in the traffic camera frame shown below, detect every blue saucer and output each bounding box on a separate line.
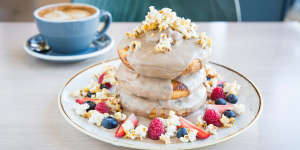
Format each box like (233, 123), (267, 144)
(24, 33), (114, 62)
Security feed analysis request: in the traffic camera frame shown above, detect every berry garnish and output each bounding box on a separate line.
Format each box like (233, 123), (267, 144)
(223, 110), (236, 118)
(98, 72), (106, 84)
(215, 98), (226, 105)
(148, 118), (165, 140)
(217, 81), (225, 88)
(226, 94), (238, 104)
(210, 87), (225, 100)
(95, 102), (110, 113)
(100, 83), (112, 89)
(176, 128), (188, 138)
(115, 114), (138, 138)
(178, 117), (210, 139)
(76, 97), (105, 104)
(203, 109), (222, 127)
(206, 104), (234, 114)
(102, 117), (118, 129)
(86, 91), (93, 98)
(84, 101), (96, 112)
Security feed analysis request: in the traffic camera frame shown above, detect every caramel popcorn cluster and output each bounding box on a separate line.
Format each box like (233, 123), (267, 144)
(125, 6), (212, 53)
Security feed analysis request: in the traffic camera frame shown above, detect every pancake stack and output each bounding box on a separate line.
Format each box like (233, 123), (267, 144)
(116, 7), (212, 118)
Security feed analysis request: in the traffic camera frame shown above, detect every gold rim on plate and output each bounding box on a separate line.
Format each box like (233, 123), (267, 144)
(57, 58), (263, 149)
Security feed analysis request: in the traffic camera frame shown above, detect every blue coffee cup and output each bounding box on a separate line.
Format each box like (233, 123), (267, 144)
(34, 3), (111, 54)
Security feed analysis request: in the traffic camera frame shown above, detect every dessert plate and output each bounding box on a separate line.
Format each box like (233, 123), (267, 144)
(24, 34), (114, 62)
(58, 59), (262, 149)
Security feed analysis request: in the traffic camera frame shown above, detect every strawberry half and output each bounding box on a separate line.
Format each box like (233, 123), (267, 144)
(76, 98), (107, 104)
(206, 104), (234, 114)
(98, 72), (106, 84)
(179, 117), (210, 139)
(115, 113), (138, 138)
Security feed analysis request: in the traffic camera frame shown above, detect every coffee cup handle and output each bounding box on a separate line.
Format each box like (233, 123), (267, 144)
(96, 10), (112, 39)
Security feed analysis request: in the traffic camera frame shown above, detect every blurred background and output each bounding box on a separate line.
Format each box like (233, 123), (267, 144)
(0, 0), (299, 22)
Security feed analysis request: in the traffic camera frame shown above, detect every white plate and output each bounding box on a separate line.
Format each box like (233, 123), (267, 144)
(24, 34), (114, 62)
(58, 59), (262, 149)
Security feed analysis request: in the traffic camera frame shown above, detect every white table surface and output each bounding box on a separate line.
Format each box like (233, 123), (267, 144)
(0, 22), (300, 150)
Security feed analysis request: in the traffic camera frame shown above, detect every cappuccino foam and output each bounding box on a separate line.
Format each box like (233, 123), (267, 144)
(38, 5), (96, 21)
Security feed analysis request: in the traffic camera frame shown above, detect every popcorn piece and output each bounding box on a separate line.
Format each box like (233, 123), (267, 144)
(196, 115), (207, 128)
(224, 80), (241, 95)
(125, 129), (137, 139)
(220, 114), (235, 128)
(197, 32), (212, 49)
(155, 33), (173, 53)
(165, 125), (177, 137)
(160, 111), (181, 137)
(187, 128), (198, 142)
(114, 112), (127, 122)
(206, 99), (215, 104)
(106, 97), (122, 112)
(95, 89), (111, 99)
(208, 78), (219, 88)
(135, 124), (148, 140)
(167, 111), (180, 126)
(87, 79), (99, 93)
(160, 134), (171, 144)
(88, 110), (105, 126)
(179, 135), (190, 143)
(70, 89), (81, 98)
(205, 64), (219, 79)
(233, 104), (245, 115)
(206, 124), (217, 135)
(179, 128), (198, 143)
(72, 103), (89, 116)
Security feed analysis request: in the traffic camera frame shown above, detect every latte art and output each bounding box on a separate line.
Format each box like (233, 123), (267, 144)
(38, 5), (96, 21)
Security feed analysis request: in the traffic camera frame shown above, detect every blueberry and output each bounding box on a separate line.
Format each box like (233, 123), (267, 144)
(206, 77), (211, 81)
(176, 128), (188, 138)
(102, 117), (118, 129)
(84, 101), (96, 112)
(223, 110), (236, 118)
(100, 83), (109, 89)
(87, 91), (93, 98)
(215, 98), (226, 105)
(217, 84), (224, 88)
(226, 94), (238, 104)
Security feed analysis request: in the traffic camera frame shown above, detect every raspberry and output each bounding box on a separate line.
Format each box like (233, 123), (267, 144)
(210, 87), (225, 100)
(203, 109), (222, 127)
(95, 102), (110, 113)
(147, 118), (165, 140)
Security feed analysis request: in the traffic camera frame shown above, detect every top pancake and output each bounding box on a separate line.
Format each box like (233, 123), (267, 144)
(118, 30), (212, 79)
